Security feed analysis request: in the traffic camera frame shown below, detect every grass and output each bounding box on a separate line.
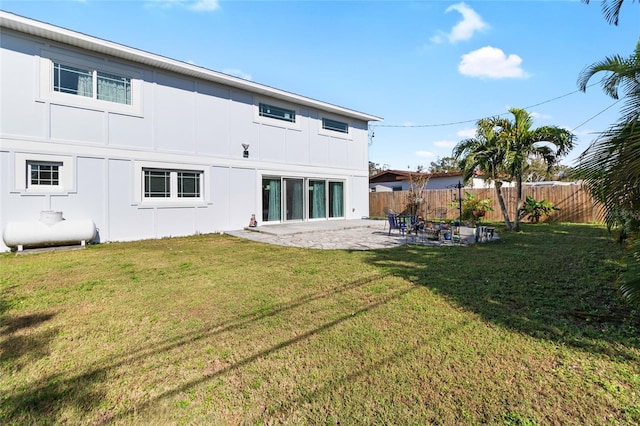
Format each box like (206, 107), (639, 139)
(1, 223), (639, 424)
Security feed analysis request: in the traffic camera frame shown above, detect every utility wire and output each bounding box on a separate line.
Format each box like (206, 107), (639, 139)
(370, 81), (604, 129)
(570, 99), (621, 132)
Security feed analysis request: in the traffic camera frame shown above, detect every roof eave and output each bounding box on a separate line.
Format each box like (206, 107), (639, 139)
(0, 11), (382, 123)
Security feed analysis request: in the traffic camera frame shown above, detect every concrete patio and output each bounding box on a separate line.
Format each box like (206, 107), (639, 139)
(225, 219), (497, 250)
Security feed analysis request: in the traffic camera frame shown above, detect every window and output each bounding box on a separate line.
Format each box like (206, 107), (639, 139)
(259, 103), (296, 123)
(178, 171), (201, 198)
(28, 161), (61, 187)
(143, 168), (202, 200)
(53, 61), (132, 105)
(54, 63), (93, 97)
(97, 71), (132, 104)
(14, 154), (74, 194)
(135, 162), (209, 206)
(322, 118), (349, 134)
(144, 170), (171, 198)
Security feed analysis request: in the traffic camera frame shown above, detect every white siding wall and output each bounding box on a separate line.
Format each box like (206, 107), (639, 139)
(0, 28), (371, 251)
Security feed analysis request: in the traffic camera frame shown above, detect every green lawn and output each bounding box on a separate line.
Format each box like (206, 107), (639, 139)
(1, 223), (638, 424)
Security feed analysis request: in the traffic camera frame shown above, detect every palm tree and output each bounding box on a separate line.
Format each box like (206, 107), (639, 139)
(574, 39), (640, 304)
(453, 117), (513, 230)
(581, 0), (636, 26)
(494, 108), (575, 231)
(456, 110), (575, 231)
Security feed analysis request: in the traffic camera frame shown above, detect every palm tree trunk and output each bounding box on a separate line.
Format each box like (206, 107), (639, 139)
(514, 175), (523, 231)
(494, 182), (512, 230)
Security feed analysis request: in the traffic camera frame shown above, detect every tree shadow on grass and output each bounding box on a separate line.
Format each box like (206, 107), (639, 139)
(1, 273), (402, 423)
(364, 223), (640, 361)
(1, 285), (59, 371)
(0, 304), (71, 421)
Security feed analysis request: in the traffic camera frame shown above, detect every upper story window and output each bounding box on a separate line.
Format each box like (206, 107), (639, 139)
(259, 103), (296, 123)
(40, 49), (141, 115)
(318, 114), (352, 139)
(53, 62), (132, 105)
(322, 118), (349, 134)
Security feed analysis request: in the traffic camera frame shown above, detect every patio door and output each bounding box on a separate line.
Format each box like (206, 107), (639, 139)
(262, 178), (281, 222)
(308, 180), (326, 219)
(329, 181), (344, 218)
(284, 178), (304, 221)
(262, 176), (344, 223)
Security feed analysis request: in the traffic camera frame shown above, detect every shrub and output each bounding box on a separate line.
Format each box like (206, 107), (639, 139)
(519, 195), (559, 223)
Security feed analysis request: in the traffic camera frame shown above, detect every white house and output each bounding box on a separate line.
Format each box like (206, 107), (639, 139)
(0, 12), (381, 252)
(369, 170), (495, 192)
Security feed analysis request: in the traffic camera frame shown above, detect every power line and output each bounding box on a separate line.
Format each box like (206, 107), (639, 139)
(570, 99), (621, 132)
(370, 81), (604, 129)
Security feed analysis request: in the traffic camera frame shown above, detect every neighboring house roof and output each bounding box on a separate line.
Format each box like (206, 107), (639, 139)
(369, 169), (466, 184)
(0, 11), (382, 123)
(524, 180), (579, 186)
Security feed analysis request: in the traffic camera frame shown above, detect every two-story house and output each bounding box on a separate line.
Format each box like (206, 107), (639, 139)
(0, 11), (381, 251)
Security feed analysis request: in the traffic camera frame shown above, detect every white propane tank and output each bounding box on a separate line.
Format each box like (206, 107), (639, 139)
(2, 211), (96, 251)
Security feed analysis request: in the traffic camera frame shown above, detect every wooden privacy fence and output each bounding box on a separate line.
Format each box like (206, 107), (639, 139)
(369, 184), (604, 223)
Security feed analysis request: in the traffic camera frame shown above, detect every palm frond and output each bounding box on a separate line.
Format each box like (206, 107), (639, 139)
(581, 0), (637, 26)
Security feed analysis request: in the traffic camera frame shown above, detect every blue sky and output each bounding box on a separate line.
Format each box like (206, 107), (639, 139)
(2, 0), (638, 170)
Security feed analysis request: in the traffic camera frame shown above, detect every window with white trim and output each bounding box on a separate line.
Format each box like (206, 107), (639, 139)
(143, 168), (202, 200)
(28, 161), (62, 187)
(13, 153), (75, 194)
(322, 117), (349, 134)
(259, 103), (296, 123)
(53, 62), (132, 105)
(40, 49), (141, 115)
(177, 171), (201, 198)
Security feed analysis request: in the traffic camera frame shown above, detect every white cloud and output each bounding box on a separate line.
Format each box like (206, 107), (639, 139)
(445, 2), (488, 43)
(457, 128), (476, 138)
(434, 140), (457, 148)
(189, 0), (219, 11)
(458, 46), (530, 79)
(222, 68), (253, 81)
(416, 150), (436, 158)
(146, 0), (219, 11)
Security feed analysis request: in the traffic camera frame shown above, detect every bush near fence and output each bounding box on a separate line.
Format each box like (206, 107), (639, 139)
(369, 184), (604, 223)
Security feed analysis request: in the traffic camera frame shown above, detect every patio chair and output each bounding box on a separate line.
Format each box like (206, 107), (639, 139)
(387, 214), (406, 236)
(383, 207), (396, 230)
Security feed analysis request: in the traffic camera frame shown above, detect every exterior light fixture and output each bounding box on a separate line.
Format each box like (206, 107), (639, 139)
(242, 144), (249, 158)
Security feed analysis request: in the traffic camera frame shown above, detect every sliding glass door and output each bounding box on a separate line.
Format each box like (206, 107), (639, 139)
(329, 181), (344, 218)
(262, 176), (344, 223)
(284, 178), (304, 221)
(308, 180), (326, 219)
(262, 178), (281, 222)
